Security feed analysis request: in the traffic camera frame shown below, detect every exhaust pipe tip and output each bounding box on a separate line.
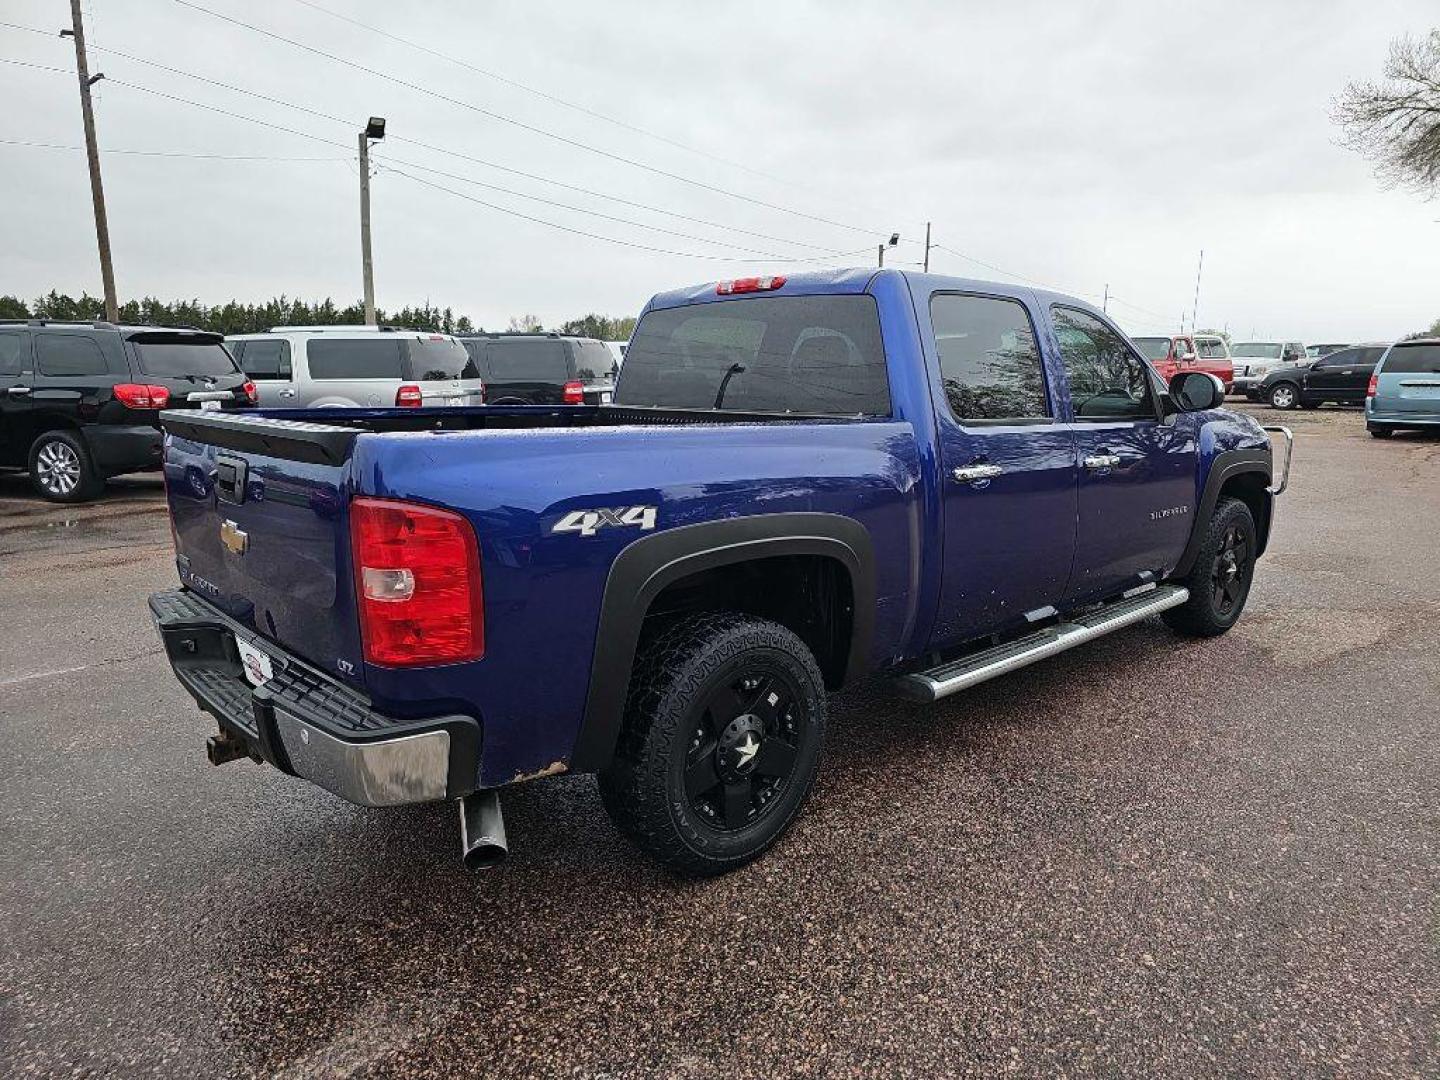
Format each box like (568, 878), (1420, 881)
(459, 790), (508, 870)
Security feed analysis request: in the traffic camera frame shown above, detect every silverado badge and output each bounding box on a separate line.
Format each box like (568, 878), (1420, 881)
(220, 519), (249, 555)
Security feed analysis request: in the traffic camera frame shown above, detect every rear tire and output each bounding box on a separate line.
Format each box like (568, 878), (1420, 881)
(1369, 425), (1395, 439)
(28, 430), (103, 503)
(1163, 497), (1257, 638)
(598, 612), (827, 876)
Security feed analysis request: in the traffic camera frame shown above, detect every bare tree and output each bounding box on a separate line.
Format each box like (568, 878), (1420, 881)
(1333, 30), (1440, 196)
(507, 313), (544, 333)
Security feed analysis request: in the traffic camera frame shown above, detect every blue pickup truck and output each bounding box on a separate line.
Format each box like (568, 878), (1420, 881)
(149, 269), (1290, 875)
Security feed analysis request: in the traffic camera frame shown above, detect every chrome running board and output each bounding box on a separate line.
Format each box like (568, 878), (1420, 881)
(894, 585), (1190, 703)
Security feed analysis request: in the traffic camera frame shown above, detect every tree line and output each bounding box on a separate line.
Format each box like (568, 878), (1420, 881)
(0, 291), (637, 341)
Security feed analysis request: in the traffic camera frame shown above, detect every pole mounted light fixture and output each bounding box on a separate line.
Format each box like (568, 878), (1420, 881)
(359, 117), (386, 324)
(878, 232), (901, 267)
(365, 116), (386, 141)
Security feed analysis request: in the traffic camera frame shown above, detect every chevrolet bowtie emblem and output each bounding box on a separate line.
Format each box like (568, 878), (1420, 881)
(220, 519), (248, 555)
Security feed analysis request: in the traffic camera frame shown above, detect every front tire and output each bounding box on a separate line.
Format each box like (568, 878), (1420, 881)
(29, 430), (103, 502)
(1163, 497), (1257, 638)
(1268, 382), (1299, 410)
(599, 612), (827, 876)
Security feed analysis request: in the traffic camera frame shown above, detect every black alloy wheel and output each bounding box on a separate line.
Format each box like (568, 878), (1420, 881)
(682, 668), (804, 832)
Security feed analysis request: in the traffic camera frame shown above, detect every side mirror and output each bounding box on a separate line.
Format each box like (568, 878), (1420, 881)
(1167, 370), (1223, 412)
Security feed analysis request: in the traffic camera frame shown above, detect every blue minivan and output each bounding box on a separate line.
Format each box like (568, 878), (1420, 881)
(1367, 338), (1440, 437)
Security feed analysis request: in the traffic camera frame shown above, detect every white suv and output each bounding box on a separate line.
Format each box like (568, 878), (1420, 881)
(226, 326), (485, 409)
(1231, 340), (1307, 398)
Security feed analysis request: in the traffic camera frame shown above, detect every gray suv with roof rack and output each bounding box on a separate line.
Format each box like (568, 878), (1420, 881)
(0, 318), (255, 502)
(227, 325), (484, 409)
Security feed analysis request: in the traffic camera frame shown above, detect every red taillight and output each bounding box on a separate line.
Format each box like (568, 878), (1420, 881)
(350, 497), (484, 667)
(113, 383), (170, 409)
(241, 380), (258, 404)
(395, 384), (424, 407)
(562, 380), (585, 404)
(716, 275), (786, 295)
(1367, 373), (1378, 398)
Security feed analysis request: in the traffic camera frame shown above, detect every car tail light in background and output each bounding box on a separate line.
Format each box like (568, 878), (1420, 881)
(113, 383), (170, 409)
(562, 380), (585, 404)
(716, 275), (786, 295)
(350, 497), (484, 667)
(241, 380), (258, 404)
(1367, 373), (1378, 397)
(395, 384), (424, 407)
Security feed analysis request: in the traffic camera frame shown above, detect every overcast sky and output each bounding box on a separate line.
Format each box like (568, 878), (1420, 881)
(3, 0), (1436, 339)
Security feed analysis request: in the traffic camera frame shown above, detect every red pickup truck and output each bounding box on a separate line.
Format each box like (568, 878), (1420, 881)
(1134, 335), (1234, 394)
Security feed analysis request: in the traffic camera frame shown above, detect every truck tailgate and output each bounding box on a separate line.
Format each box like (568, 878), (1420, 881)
(160, 412), (365, 688)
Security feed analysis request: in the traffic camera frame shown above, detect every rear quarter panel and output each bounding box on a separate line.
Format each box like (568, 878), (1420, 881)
(351, 419), (922, 786)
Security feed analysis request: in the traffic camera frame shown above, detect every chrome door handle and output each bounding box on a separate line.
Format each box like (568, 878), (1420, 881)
(8, 385), (32, 397)
(953, 464), (1003, 483)
(278, 388), (297, 398)
(1084, 454), (1121, 470)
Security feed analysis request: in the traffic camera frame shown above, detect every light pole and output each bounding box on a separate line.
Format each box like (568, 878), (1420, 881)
(359, 116), (385, 326)
(877, 232), (899, 268)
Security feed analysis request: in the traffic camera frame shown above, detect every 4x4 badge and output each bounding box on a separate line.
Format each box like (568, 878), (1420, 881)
(552, 506), (657, 538)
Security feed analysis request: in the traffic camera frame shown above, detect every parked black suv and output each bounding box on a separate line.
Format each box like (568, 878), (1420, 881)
(1257, 343), (1387, 410)
(0, 320), (256, 502)
(458, 333), (616, 405)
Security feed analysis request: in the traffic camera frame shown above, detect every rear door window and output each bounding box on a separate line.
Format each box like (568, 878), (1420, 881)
(0, 331), (27, 375)
(931, 293), (1049, 422)
(1382, 344), (1440, 374)
(616, 295), (890, 415)
(306, 338), (404, 380)
(35, 334), (109, 377)
(238, 339), (292, 380)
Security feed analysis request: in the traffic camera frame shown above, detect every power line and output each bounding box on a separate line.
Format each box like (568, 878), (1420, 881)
(0, 19), (855, 253)
(0, 136), (343, 161)
(385, 165), (876, 263)
(172, 0), (903, 239)
(1, 55), (869, 265)
(287, 0), (837, 199)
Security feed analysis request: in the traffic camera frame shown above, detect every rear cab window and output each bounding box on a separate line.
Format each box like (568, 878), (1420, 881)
(1132, 337), (1172, 362)
(615, 294), (890, 415)
(572, 340), (616, 381)
(128, 333), (241, 379)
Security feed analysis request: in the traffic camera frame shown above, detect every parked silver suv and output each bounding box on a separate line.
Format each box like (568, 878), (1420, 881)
(226, 326), (484, 408)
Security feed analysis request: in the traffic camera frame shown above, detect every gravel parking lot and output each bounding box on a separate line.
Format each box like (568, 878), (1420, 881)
(1, 404), (1436, 1078)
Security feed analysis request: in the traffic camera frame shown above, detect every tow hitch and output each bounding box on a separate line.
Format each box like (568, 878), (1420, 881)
(205, 727), (251, 767)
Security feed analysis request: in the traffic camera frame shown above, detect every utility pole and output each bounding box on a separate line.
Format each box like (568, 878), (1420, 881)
(359, 117), (386, 326)
(877, 243), (884, 268)
(1190, 248), (1204, 335)
(1102, 283), (1109, 313)
(877, 232), (899, 269)
(923, 221), (932, 273)
(64, 0), (117, 322)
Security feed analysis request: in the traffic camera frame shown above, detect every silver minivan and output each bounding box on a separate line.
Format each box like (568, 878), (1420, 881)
(226, 326), (485, 409)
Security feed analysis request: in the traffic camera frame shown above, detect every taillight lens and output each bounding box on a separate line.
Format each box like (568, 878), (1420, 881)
(350, 497), (484, 667)
(562, 380), (585, 404)
(1367, 373), (1378, 397)
(113, 383), (170, 409)
(395, 384), (424, 407)
(241, 380), (258, 404)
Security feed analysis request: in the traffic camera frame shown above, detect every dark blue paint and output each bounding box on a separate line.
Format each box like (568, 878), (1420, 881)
(161, 269), (1270, 788)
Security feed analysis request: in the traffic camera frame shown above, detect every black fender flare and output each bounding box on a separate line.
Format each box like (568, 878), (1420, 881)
(1171, 448), (1272, 578)
(567, 512), (876, 773)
